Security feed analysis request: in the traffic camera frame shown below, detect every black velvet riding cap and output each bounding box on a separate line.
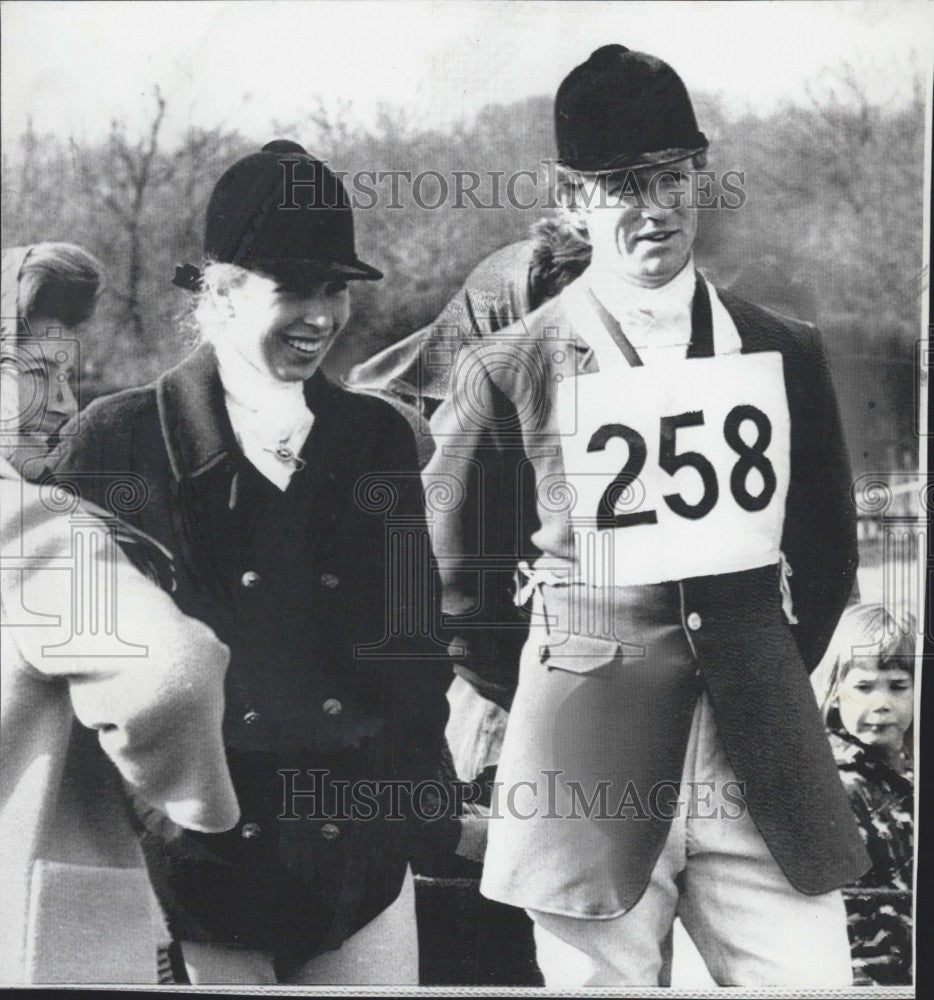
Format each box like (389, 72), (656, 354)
(555, 45), (708, 174)
(174, 139), (382, 294)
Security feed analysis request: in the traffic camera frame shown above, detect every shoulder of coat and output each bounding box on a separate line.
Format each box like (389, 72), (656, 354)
(466, 239), (536, 290)
(717, 285), (822, 357)
(331, 374), (417, 441)
(453, 293), (564, 399)
(78, 381), (158, 433)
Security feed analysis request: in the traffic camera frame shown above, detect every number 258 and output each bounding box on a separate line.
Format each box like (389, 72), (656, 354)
(588, 405), (776, 528)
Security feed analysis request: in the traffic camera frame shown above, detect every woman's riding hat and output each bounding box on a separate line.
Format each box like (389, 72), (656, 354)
(174, 139), (382, 293)
(555, 44), (708, 174)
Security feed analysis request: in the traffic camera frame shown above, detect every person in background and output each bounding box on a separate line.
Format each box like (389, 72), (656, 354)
(812, 604), (915, 985)
(0, 456), (239, 985)
(42, 140), (457, 985)
(0, 243), (102, 472)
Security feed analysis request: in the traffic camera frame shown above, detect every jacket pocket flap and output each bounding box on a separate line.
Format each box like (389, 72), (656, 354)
(537, 632), (641, 675)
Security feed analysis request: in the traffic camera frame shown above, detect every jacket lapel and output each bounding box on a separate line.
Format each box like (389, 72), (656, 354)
(156, 344), (370, 570)
(156, 342), (238, 481)
(717, 288), (795, 355)
(685, 275), (714, 359)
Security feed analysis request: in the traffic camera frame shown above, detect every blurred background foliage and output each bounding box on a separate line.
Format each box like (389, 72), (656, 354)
(2, 68), (925, 476)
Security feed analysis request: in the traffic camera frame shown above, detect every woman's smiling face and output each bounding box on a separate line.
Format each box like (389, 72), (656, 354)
(221, 270), (351, 381)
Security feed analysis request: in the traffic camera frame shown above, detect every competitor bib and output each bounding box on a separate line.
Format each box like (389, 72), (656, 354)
(552, 350), (791, 587)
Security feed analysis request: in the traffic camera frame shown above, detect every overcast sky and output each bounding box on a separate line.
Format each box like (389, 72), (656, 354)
(2, 0), (931, 144)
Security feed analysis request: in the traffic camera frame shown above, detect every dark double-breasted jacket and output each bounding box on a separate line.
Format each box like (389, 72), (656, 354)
(40, 343), (454, 968)
(423, 273), (870, 914)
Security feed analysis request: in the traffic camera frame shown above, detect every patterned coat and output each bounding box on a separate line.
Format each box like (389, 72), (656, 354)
(831, 728), (913, 985)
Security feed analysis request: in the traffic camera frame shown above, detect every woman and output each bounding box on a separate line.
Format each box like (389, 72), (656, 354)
(45, 141), (455, 984)
(1, 242), (102, 472)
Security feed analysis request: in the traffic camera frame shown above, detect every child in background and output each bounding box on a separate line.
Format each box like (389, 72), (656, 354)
(812, 604), (915, 984)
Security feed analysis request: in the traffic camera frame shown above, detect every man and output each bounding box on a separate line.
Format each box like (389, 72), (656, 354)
(419, 45), (868, 986)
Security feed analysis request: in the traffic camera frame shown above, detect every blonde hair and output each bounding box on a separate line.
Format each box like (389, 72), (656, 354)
(811, 604), (916, 731)
(178, 260), (252, 345)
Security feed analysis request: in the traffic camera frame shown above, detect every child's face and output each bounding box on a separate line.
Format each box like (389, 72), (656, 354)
(837, 662), (913, 753)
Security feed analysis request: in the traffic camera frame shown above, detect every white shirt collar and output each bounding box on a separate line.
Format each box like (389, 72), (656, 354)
(586, 256), (696, 349)
(213, 339), (315, 491)
(213, 339), (311, 427)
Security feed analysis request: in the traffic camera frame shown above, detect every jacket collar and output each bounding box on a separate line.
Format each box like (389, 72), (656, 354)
(564, 278), (803, 364)
(156, 341), (340, 481)
(558, 268), (714, 372)
(716, 288), (807, 353)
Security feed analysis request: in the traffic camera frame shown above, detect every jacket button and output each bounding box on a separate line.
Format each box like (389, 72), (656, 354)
(322, 698), (343, 717)
(243, 710), (261, 725)
(241, 570), (261, 589)
(321, 823), (340, 841)
(241, 822), (262, 839)
(320, 573), (340, 588)
(687, 612), (702, 631)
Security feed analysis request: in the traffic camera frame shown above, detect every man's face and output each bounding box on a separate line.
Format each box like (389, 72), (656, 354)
(578, 158), (698, 288)
(221, 270), (351, 382)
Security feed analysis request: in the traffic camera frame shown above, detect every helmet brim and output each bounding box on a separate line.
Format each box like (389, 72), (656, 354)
(247, 257), (384, 290)
(558, 141), (708, 177)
